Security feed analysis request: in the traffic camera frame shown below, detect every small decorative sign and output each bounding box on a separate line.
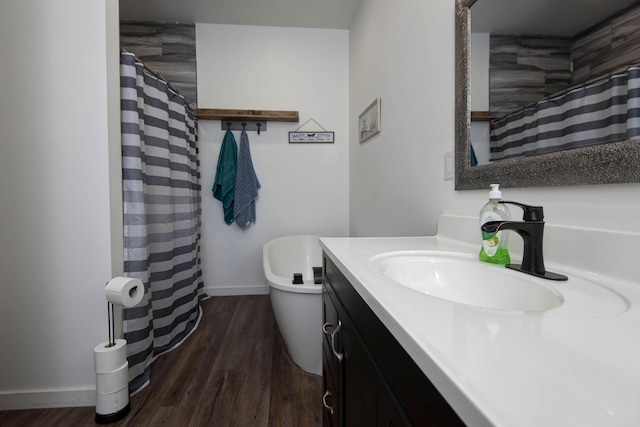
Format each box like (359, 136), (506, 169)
(288, 131), (335, 143)
(289, 117), (335, 143)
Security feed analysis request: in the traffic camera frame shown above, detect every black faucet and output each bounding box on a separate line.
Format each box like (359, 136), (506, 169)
(481, 201), (567, 281)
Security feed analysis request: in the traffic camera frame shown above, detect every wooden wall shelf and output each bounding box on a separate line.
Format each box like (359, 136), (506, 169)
(471, 111), (497, 121)
(195, 108), (299, 122)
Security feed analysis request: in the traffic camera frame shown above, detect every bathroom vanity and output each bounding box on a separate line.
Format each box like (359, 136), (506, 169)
(322, 254), (464, 426)
(320, 215), (640, 427)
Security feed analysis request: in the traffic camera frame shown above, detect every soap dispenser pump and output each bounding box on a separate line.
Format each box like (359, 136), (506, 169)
(479, 184), (511, 265)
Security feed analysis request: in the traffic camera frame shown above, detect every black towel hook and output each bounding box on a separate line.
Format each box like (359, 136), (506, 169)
(242, 122), (247, 131)
(226, 121), (231, 131)
(256, 122), (262, 135)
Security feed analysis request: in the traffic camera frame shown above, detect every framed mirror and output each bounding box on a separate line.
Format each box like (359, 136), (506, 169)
(455, 0), (640, 190)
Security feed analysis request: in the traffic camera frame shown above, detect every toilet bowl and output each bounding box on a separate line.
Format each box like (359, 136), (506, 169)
(263, 235), (322, 375)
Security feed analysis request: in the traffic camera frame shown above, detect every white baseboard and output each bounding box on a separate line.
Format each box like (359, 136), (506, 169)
(203, 285), (269, 296)
(0, 387), (95, 410)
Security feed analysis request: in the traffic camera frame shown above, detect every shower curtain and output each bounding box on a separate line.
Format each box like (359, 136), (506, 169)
(490, 65), (640, 160)
(120, 51), (205, 393)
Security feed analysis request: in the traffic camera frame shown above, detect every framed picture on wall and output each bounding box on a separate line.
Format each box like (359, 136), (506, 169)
(359, 98), (381, 143)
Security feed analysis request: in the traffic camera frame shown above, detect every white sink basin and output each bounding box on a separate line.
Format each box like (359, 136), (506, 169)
(368, 251), (564, 312)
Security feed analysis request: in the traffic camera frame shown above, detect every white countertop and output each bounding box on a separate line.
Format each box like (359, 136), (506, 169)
(319, 216), (640, 427)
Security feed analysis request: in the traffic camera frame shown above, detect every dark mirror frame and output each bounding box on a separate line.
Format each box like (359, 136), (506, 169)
(455, 0), (640, 190)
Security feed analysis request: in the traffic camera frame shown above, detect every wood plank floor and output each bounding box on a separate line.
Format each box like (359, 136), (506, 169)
(0, 296), (322, 427)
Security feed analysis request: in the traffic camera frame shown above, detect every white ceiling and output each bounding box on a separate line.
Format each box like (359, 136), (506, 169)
(120, 0), (638, 36)
(119, 0), (639, 36)
(119, 0), (362, 29)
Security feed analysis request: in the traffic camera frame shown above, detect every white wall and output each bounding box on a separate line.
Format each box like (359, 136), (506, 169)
(0, 0), (122, 409)
(196, 24), (350, 295)
(349, 0), (454, 236)
(350, 0), (640, 237)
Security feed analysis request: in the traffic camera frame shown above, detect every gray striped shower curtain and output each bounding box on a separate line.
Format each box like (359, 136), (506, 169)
(120, 51), (205, 393)
(490, 65), (640, 160)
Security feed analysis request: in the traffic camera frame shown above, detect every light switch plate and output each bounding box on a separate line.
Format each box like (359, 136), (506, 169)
(444, 151), (454, 180)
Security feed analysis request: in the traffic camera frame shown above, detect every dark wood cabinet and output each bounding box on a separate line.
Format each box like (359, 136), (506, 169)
(322, 293), (341, 427)
(322, 254), (466, 427)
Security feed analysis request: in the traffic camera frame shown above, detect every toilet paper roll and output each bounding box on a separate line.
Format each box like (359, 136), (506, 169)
(96, 385), (129, 415)
(96, 362), (129, 394)
(104, 277), (144, 308)
(94, 339), (127, 374)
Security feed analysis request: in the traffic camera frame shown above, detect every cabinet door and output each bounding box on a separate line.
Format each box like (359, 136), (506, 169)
(322, 295), (340, 388)
(343, 315), (410, 427)
(322, 350), (340, 427)
(323, 290), (342, 426)
(342, 315), (378, 426)
(377, 389), (410, 427)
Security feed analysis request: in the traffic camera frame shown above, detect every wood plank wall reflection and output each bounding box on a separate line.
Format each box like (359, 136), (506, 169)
(572, 3), (640, 83)
(489, 35), (572, 116)
(489, 2), (640, 116)
(120, 22), (198, 110)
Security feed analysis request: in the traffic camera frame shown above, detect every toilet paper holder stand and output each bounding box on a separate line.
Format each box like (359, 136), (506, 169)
(95, 297), (131, 424)
(107, 301), (116, 348)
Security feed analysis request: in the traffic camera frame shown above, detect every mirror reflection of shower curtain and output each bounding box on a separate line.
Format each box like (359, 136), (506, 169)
(120, 51), (205, 393)
(490, 65), (640, 161)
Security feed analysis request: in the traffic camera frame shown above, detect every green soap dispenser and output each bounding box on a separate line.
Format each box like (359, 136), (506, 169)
(479, 184), (511, 264)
